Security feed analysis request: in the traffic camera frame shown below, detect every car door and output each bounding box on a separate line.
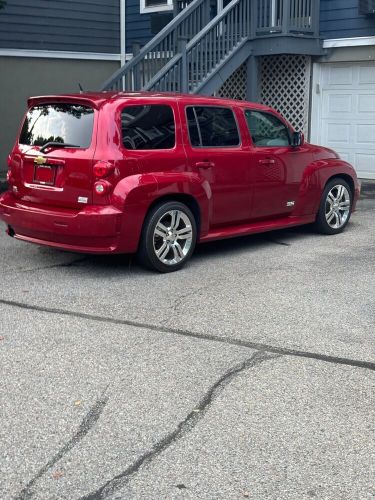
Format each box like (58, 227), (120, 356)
(244, 109), (314, 220)
(180, 103), (251, 227)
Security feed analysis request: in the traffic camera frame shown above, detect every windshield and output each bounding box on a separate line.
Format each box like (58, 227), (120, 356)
(19, 103), (94, 148)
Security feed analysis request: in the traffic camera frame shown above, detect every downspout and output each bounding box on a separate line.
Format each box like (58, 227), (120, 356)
(120, 0), (126, 67)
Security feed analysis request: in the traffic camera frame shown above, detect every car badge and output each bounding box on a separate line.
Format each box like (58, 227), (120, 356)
(34, 156), (47, 165)
(287, 201), (295, 207)
(78, 196), (88, 204)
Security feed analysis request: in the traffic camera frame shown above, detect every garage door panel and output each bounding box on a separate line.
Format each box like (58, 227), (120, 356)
(359, 65), (375, 85)
(327, 65), (355, 86)
(325, 93), (353, 115)
(357, 124), (375, 145)
(358, 94), (375, 113)
(325, 122), (351, 144)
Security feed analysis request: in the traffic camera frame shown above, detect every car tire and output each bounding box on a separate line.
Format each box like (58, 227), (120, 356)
(137, 201), (197, 273)
(314, 178), (353, 235)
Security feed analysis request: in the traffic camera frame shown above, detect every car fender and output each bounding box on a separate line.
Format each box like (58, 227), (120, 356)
(292, 158), (358, 216)
(112, 172), (212, 253)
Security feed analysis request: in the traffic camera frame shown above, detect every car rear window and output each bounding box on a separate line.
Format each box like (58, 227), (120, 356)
(121, 105), (175, 150)
(186, 106), (240, 147)
(19, 103), (94, 148)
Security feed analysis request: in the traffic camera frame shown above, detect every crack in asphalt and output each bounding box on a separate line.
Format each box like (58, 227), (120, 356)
(2, 257), (88, 276)
(1, 298), (375, 373)
(79, 351), (275, 500)
(169, 282), (219, 320)
(16, 387), (109, 500)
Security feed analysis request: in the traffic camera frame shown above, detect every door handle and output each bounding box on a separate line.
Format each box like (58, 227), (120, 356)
(258, 158), (276, 165)
(195, 161), (215, 169)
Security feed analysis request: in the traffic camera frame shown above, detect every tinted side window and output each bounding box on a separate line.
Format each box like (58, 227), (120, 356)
(187, 106), (240, 147)
(19, 104), (94, 148)
(245, 110), (290, 147)
(121, 105), (175, 150)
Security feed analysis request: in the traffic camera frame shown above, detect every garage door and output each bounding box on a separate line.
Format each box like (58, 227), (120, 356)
(311, 62), (375, 180)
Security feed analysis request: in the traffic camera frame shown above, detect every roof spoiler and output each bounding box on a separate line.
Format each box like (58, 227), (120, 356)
(27, 95), (102, 110)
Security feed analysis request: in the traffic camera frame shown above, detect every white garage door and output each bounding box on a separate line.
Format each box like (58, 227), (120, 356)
(311, 62), (375, 179)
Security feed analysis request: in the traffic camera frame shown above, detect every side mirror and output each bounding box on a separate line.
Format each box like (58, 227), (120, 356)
(291, 131), (304, 147)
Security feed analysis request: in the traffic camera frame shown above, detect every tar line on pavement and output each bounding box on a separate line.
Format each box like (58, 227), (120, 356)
(1, 298), (375, 373)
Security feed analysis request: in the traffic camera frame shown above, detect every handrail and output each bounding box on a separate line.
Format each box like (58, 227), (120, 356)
(101, 0), (211, 91)
(145, 0), (251, 93)
(101, 0), (320, 94)
(256, 0), (316, 36)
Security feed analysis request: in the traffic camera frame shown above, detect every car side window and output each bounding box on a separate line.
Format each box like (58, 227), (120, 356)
(186, 106), (240, 147)
(121, 105), (175, 150)
(245, 110), (290, 147)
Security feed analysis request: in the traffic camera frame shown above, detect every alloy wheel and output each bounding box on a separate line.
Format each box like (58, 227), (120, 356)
(153, 210), (193, 266)
(325, 184), (351, 229)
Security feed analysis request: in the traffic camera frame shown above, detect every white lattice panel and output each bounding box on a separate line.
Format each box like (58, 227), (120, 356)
(259, 55), (311, 135)
(217, 63), (247, 100)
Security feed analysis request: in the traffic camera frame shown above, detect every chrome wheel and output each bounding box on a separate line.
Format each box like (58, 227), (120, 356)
(325, 184), (351, 229)
(153, 210), (193, 266)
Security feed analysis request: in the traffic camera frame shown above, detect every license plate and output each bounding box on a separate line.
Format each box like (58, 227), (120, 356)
(33, 165), (56, 185)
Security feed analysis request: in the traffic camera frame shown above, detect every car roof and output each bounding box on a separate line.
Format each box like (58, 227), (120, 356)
(27, 91), (274, 113)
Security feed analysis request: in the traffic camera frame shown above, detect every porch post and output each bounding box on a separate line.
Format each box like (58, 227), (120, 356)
(178, 37), (188, 93)
(282, 0), (289, 34)
(246, 55), (259, 102)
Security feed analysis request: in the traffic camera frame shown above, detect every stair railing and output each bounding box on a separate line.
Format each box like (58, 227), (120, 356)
(145, 0), (251, 93)
(101, 0), (211, 91)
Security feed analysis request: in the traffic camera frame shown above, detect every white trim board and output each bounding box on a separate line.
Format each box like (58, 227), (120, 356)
(0, 48), (134, 61)
(323, 36), (375, 49)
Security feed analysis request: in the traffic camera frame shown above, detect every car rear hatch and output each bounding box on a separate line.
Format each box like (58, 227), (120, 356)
(10, 98), (98, 210)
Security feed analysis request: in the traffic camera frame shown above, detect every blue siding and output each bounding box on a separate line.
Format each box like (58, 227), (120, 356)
(320, 0), (375, 39)
(0, 0), (120, 53)
(126, 0), (155, 52)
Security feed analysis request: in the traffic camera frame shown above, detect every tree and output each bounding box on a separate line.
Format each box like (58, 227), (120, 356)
(0, 1), (6, 10)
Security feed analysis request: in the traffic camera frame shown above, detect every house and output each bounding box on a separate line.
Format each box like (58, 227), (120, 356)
(0, 0), (374, 179)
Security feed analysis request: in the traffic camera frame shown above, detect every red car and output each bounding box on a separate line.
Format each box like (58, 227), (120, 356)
(0, 92), (360, 272)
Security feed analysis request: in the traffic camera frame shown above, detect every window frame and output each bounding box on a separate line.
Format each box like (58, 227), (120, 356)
(140, 0), (173, 14)
(119, 103), (177, 152)
(185, 105), (242, 149)
(244, 109), (292, 148)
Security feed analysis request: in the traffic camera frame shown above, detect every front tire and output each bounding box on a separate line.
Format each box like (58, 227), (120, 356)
(137, 201), (197, 273)
(314, 178), (352, 235)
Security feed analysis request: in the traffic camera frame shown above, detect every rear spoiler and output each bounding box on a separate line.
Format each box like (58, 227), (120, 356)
(27, 95), (104, 110)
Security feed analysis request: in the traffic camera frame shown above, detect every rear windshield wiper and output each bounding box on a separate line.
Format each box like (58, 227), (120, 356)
(39, 142), (81, 153)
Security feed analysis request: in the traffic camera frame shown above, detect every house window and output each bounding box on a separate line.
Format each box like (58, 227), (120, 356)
(140, 0), (173, 14)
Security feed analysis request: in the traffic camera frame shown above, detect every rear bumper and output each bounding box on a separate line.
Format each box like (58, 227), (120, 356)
(0, 191), (126, 254)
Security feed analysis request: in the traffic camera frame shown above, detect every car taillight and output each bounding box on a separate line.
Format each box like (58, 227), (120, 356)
(94, 180), (111, 196)
(93, 161), (114, 178)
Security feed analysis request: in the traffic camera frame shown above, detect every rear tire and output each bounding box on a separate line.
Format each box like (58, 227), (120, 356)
(314, 178), (352, 235)
(137, 201), (197, 273)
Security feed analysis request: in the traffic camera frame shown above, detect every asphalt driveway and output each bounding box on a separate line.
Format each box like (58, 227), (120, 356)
(0, 185), (374, 500)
